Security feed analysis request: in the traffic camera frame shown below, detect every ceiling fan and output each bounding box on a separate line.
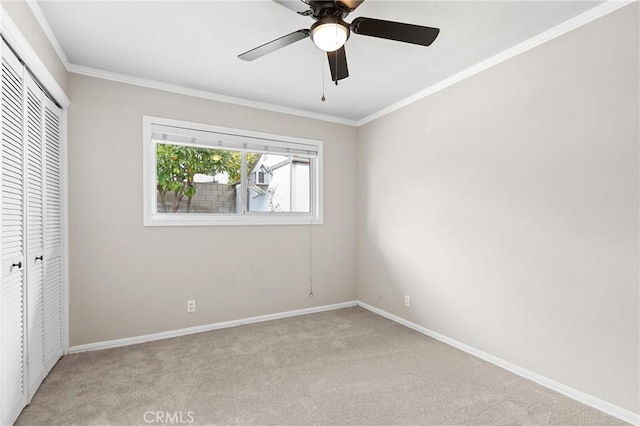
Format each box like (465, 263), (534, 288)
(238, 0), (440, 83)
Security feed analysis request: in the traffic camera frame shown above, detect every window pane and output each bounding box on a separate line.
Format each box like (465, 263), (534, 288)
(247, 153), (310, 213)
(145, 116), (323, 226)
(155, 142), (241, 214)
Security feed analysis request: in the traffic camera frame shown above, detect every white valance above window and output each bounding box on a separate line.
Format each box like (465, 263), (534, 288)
(151, 124), (318, 158)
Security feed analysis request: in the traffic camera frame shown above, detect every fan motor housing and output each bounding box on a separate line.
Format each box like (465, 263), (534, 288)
(308, 1), (350, 19)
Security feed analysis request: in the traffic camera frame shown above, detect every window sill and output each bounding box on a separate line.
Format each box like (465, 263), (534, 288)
(143, 213), (323, 227)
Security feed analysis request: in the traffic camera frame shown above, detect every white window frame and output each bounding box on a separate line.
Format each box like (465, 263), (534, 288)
(142, 116), (323, 226)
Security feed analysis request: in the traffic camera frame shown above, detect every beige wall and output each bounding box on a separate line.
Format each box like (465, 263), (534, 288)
(357, 4), (639, 413)
(1, 0), (68, 94)
(67, 74), (357, 346)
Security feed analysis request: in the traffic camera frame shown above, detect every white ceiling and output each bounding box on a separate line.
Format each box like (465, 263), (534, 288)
(37, 1), (603, 122)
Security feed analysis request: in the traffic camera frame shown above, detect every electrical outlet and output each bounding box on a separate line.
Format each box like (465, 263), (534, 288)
(378, 288), (383, 299)
(187, 300), (196, 313)
(404, 295), (411, 308)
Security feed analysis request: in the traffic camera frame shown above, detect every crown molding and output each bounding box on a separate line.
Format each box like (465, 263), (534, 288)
(356, 0), (636, 126)
(0, 5), (70, 108)
(25, 0), (635, 127)
(68, 63), (357, 126)
(26, 0), (70, 70)
(26, 0), (356, 125)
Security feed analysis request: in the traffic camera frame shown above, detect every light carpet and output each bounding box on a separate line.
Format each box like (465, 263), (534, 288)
(16, 307), (625, 425)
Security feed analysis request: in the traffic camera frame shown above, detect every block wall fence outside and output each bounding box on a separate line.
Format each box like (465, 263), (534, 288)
(157, 182), (236, 213)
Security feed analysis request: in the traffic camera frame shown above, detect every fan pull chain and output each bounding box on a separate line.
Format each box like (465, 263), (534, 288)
(309, 215), (314, 298)
(321, 54), (326, 102)
(334, 24), (340, 86)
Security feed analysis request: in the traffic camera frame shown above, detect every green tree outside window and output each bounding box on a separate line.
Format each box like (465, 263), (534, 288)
(156, 144), (258, 213)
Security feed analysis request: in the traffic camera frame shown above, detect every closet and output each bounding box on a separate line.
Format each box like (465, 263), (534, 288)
(1, 39), (64, 426)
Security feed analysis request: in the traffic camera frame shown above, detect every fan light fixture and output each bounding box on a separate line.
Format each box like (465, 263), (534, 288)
(311, 19), (349, 52)
(238, 0), (441, 84)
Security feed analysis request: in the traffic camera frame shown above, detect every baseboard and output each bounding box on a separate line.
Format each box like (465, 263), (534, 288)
(69, 301), (358, 354)
(357, 301), (639, 426)
(67, 299), (638, 425)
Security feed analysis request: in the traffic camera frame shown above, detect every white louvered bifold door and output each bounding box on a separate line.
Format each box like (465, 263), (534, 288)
(25, 72), (46, 398)
(1, 40), (27, 426)
(42, 95), (63, 373)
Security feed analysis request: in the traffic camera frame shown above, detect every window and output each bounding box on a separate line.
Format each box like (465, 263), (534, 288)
(143, 116), (323, 226)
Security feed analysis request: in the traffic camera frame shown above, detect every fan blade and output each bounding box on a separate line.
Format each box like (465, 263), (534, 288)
(327, 46), (349, 82)
(273, 0), (312, 15)
(351, 17), (440, 46)
(336, 0), (364, 12)
(238, 29), (310, 61)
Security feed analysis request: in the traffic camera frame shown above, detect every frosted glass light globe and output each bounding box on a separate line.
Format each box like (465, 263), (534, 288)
(311, 22), (349, 52)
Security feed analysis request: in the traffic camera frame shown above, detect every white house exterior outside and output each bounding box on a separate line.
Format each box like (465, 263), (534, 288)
(246, 154), (310, 213)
